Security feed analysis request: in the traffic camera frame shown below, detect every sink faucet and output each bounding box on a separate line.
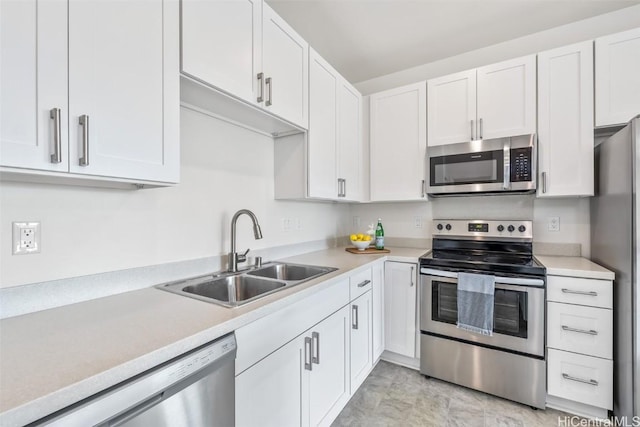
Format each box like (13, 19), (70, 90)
(229, 209), (263, 272)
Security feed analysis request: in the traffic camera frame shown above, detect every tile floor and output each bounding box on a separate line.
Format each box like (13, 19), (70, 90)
(332, 361), (582, 427)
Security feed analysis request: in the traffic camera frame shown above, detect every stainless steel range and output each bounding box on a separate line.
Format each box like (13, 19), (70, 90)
(419, 220), (546, 409)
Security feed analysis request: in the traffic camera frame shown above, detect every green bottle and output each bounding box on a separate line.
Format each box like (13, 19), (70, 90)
(375, 218), (384, 250)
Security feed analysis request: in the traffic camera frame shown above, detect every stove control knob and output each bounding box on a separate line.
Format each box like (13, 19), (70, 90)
(507, 225), (515, 232)
(437, 223), (443, 231)
(497, 225), (504, 232)
(445, 224), (452, 231)
(518, 225), (526, 233)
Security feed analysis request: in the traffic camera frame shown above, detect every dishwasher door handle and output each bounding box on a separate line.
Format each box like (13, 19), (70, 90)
(109, 394), (164, 427)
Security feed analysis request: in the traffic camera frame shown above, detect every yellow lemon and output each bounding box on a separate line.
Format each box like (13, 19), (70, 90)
(363, 235), (371, 241)
(350, 234), (357, 241)
(357, 233), (364, 240)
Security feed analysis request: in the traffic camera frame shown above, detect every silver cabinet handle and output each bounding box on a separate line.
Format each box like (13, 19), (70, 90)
(479, 117), (483, 139)
(562, 373), (598, 386)
(79, 115), (90, 166)
(265, 77), (272, 106)
(562, 325), (598, 335)
(352, 305), (359, 330)
(410, 266), (414, 286)
(343, 178), (347, 198)
(561, 288), (598, 297)
(257, 72), (264, 103)
(311, 331), (320, 365)
(50, 108), (62, 163)
(357, 279), (371, 288)
(304, 336), (313, 371)
(542, 172), (547, 193)
(421, 179), (426, 198)
(470, 119), (474, 141)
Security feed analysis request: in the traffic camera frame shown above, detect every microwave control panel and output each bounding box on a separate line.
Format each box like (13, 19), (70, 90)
(510, 147), (532, 182)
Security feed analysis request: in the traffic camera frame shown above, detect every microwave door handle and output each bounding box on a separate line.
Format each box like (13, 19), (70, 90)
(503, 140), (511, 190)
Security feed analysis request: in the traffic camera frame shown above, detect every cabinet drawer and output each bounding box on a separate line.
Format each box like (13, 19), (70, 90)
(548, 348), (613, 410)
(350, 268), (372, 300)
(547, 275), (612, 309)
(547, 302), (612, 359)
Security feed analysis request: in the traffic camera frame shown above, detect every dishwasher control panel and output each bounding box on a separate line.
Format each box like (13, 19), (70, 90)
(169, 334), (237, 383)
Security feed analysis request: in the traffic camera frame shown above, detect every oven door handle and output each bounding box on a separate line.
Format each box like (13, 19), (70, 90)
(420, 268), (544, 287)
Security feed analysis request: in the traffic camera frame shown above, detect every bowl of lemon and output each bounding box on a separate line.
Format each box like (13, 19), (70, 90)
(350, 233), (372, 250)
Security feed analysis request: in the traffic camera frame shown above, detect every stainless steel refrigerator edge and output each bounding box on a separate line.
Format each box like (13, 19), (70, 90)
(591, 116), (640, 418)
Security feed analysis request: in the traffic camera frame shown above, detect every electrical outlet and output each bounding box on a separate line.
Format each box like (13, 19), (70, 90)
(353, 216), (361, 229)
(12, 222), (41, 255)
(294, 217), (302, 231)
(281, 218), (291, 232)
(548, 216), (560, 232)
(414, 216), (423, 228)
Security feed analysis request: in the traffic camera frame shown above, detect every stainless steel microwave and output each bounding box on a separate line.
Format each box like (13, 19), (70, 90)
(426, 134), (537, 197)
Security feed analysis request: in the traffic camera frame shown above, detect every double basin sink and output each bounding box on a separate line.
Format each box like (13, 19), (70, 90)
(157, 262), (337, 308)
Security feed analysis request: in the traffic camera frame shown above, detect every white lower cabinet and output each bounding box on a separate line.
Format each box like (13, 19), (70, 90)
(546, 273), (614, 414)
(384, 261), (417, 358)
(350, 291), (372, 394)
(236, 305), (350, 427)
(372, 262), (385, 361)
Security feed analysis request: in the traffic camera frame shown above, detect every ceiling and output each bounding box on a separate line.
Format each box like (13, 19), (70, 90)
(266, 0), (640, 83)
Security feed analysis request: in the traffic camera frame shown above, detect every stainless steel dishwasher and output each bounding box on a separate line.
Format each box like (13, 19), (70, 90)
(35, 333), (236, 427)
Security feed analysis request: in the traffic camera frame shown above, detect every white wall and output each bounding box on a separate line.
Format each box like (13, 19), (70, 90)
(349, 196), (591, 257)
(355, 5), (640, 95)
(0, 108), (349, 288)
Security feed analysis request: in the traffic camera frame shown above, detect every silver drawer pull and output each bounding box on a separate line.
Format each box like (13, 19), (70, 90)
(50, 108), (62, 163)
(265, 77), (272, 106)
(562, 325), (598, 335)
(561, 288), (598, 297)
(79, 114), (90, 166)
(562, 373), (598, 386)
(352, 305), (359, 330)
(357, 279), (371, 288)
(304, 336), (312, 371)
(257, 72), (264, 103)
(312, 331), (320, 365)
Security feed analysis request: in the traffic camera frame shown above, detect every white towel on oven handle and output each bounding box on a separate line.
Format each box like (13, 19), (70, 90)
(456, 272), (495, 336)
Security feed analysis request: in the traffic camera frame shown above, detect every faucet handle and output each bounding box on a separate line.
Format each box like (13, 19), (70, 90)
(238, 248), (250, 263)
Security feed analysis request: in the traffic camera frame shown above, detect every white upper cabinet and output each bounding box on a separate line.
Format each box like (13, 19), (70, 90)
(262, 2), (309, 129)
(308, 50), (339, 199)
(370, 82), (427, 201)
(181, 0), (262, 106)
(1, 0), (68, 172)
(68, 0), (179, 183)
(538, 41), (594, 197)
(181, 0), (308, 131)
(282, 48), (362, 202)
(1, 0), (180, 186)
(337, 79), (363, 202)
(427, 70), (476, 146)
(426, 55), (536, 146)
(476, 55), (536, 140)
(595, 27), (640, 127)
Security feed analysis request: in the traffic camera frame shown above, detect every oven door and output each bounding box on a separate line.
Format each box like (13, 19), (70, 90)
(420, 268), (545, 357)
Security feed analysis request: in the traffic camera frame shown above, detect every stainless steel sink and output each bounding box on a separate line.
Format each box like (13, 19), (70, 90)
(182, 275), (286, 306)
(156, 262), (337, 308)
(246, 263), (335, 281)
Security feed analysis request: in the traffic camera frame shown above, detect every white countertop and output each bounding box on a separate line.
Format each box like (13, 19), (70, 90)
(0, 246), (426, 427)
(536, 255), (615, 280)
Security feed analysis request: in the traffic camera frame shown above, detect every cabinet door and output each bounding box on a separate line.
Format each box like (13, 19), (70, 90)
(477, 55), (536, 139)
(337, 79), (363, 202)
(350, 291), (373, 394)
(538, 41), (594, 197)
(427, 69), (476, 146)
(308, 49), (338, 199)
(181, 0), (261, 106)
(0, 0), (68, 172)
(595, 27), (640, 127)
(308, 306), (350, 427)
(68, 0), (179, 183)
(370, 82), (427, 201)
(384, 262), (417, 358)
(262, 3), (309, 129)
(372, 262), (385, 361)
(236, 335), (305, 427)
